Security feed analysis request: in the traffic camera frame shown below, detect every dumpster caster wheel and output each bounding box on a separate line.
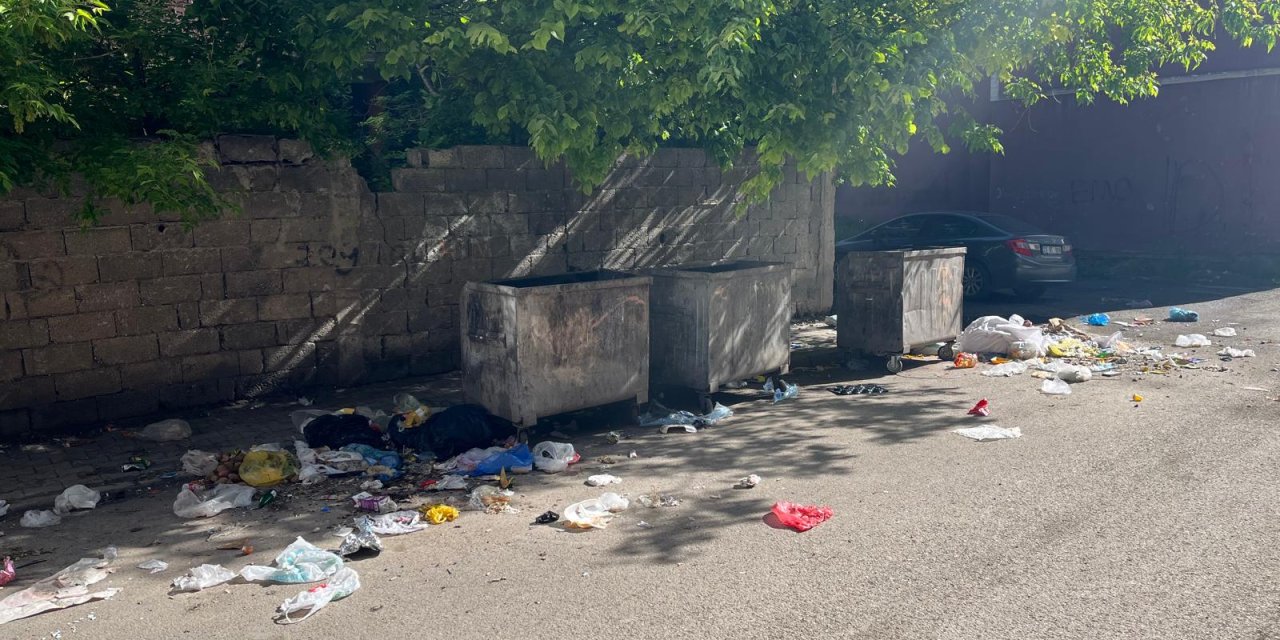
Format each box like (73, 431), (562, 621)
(885, 356), (904, 374)
(697, 394), (715, 414)
(937, 343), (955, 361)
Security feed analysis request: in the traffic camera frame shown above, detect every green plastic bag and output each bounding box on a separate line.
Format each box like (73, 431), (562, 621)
(239, 450), (298, 488)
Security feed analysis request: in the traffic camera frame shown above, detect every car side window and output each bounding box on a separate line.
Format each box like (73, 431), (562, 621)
(919, 216), (990, 243)
(870, 217), (924, 240)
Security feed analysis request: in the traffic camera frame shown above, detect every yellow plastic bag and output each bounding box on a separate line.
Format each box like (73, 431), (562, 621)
(238, 450), (298, 487)
(421, 504), (459, 525)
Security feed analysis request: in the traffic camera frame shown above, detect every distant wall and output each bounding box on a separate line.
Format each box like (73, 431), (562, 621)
(835, 142), (991, 235)
(0, 140), (833, 436)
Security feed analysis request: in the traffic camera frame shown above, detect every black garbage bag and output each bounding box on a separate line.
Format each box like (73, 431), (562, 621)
(388, 404), (514, 459)
(303, 413), (386, 449)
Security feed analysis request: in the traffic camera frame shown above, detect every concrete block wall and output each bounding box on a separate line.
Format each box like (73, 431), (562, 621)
(0, 137), (834, 436)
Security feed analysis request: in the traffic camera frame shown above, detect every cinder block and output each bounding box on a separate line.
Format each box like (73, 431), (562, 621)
(96, 389), (160, 420)
(181, 352), (241, 381)
(422, 193), (468, 216)
(277, 318), (334, 344)
(457, 146), (506, 168)
(238, 349), (264, 375)
(72, 282), (138, 312)
(6, 287), (78, 320)
(391, 169), (448, 192)
(1, 231), (65, 259)
(193, 219), (251, 247)
(120, 360), (182, 389)
(221, 322), (277, 349)
(47, 311), (116, 343)
(115, 306), (179, 336)
(278, 139), (314, 165)
(258, 294), (312, 321)
(158, 379), (232, 409)
(24, 198), (80, 227)
(0, 377), (56, 410)
(376, 193), (425, 218)
(0, 408), (31, 438)
(217, 134), (278, 163)
(97, 253), (162, 282)
(221, 245), (308, 271)
(243, 192), (300, 219)
(262, 342), (317, 372)
(0, 201), (24, 231)
(63, 227), (132, 255)
(54, 368), (121, 401)
(24, 342), (93, 375)
(158, 328), (221, 357)
(425, 148), (460, 168)
(92, 335), (158, 365)
(29, 398), (97, 430)
(130, 223), (193, 251)
(161, 248), (223, 276)
(0, 319), (49, 349)
(137, 276), (201, 305)
(225, 270), (282, 297)
(250, 219), (282, 243)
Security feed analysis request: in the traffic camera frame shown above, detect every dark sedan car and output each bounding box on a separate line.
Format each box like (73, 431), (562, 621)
(835, 211), (1076, 299)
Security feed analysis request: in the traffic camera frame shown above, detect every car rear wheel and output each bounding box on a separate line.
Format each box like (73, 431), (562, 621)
(1014, 285), (1046, 301)
(962, 263), (990, 299)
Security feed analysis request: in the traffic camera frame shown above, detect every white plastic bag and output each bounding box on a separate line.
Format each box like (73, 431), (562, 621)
(240, 537), (343, 584)
(171, 564), (236, 592)
(173, 483), (255, 519)
(956, 316), (1049, 356)
(597, 492), (629, 512)
(428, 475), (468, 491)
(276, 567), (360, 624)
(0, 549), (118, 625)
(1055, 365), (1093, 383)
(1212, 327), (1237, 337)
(1041, 379), (1072, 395)
(585, 474), (622, 487)
(981, 362), (1028, 377)
(1218, 346), (1256, 358)
(953, 426), (1023, 441)
(1175, 334), (1211, 348)
(181, 450), (219, 477)
(20, 510), (61, 528)
(140, 418), (192, 441)
(53, 484), (101, 514)
(361, 511), (428, 535)
(531, 441), (576, 473)
(564, 499), (615, 529)
(138, 560), (169, 574)
(0, 499), (8, 517)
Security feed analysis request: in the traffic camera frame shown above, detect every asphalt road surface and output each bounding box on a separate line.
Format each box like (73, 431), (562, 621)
(2, 279), (1278, 639)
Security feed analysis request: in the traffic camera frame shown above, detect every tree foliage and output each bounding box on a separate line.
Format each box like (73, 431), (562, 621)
(3, 0), (1278, 221)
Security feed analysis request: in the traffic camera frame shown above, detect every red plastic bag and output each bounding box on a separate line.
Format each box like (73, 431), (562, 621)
(0, 556), (14, 586)
(771, 502), (833, 532)
(967, 399), (990, 417)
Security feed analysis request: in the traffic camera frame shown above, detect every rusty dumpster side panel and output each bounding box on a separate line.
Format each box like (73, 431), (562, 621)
(835, 248), (965, 354)
(648, 261), (792, 392)
(461, 271), (650, 426)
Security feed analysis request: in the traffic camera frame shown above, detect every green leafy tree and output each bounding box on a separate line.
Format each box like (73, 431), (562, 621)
(2, 0), (1278, 222)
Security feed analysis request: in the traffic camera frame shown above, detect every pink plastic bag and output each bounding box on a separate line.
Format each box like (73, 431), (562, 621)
(0, 557), (14, 586)
(967, 399), (991, 417)
(771, 502), (833, 532)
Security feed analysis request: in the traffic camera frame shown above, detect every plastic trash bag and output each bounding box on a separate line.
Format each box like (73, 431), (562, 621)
(238, 450), (298, 488)
(181, 450), (219, 477)
(1083, 313), (1110, 326)
(967, 399), (991, 416)
(140, 418), (192, 441)
(981, 362), (1027, 377)
(0, 548), (119, 625)
(1168, 307), (1200, 322)
(764, 378), (798, 403)
(640, 403), (733, 429)
(0, 499), (8, 517)
(425, 475), (468, 491)
(1041, 379), (1072, 396)
(468, 486), (517, 513)
(956, 316), (1049, 356)
(53, 484), (100, 514)
(240, 537), (343, 584)
(771, 502), (833, 532)
(953, 426), (1022, 441)
(1218, 347), (1256, 358)
(361, 511), (429, 535)
(531, 441), (578, 473)
(563, 493), (628, 529)
(137, 560), (169, 574)
(1212, 327), (1237, 337)
(0, 557), (13, 586)
(20, 510), (61, 528)
(1055, 365), (1093, 383)
(585, 474), (622, 487)
(469, 443), (533, 476)
(1175, 334), (1211, 348)
(336, 520), (383, 557)
(171, 564), (236, 592)
(173, 483), (255, 518)
(277, 567), (360, 624)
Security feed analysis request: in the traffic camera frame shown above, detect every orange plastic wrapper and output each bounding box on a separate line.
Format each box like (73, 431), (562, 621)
(953, 352), (978, 369)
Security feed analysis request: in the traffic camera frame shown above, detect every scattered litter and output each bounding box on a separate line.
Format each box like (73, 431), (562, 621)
(467, 444), (533, 476)
(764, 378), (799, 403)
(735, 474), (761, 489)
(597, 455), (619, 464)
(362, 511), (429, 535)
(425, 475), (467, 491)
(1242, 386), (1270, 392)
(1175, 334), (1211, 348)
(953, 426), (1022, 441)
(1168, 307), (1200, 322)
(468, 486), (516, 514)
(0, 557), (13, 587)
(0, 549), (119, 624)
(139, 418), (192, 441)
(297, 397), (313, 406)
(1132, 394), (1144, 403)
(829, 384), (888, 395)
(533, 511), (559, 525)
(53, 485), (100, 515)
(981, 362), (1028, 377)
(824, 315), (838, 328)
(120, 455), (150, 472)
(585, 474), (622, 487)
(350, 492), (397, 514)
(1056, 365), (1093, 383)
(641, 403), (733, 430)
(967, 399), (991, 416)
(1041, 379), (1072, 396)
(1213, 327), (1238, 337)
(336, 520), (382, 557)
(956, 315), (1049, 356)
(659, 424), (697, 434)
(171, 564), (237, 593)
(636, 520), (652, 528)
(1083, 313), (1111, 326)
(137, 560), (168, 574)
(771, 502), (833, 532)
(422, 505), (459, 525)
(638, 494), (681, 508)
(531, 441), (578, 473)
(277, 567), (360, 624)
(563, 493), (629, 529)
(952, 352), (978, 368)
(240, 537), (342, 584)
(1218, 347), (1256, 358)
(173, 483), (255, 519)
(0, 500), (7, 517)
(20, 510), (61, 528)
(359, 480), (382, 491)
(389, 403), (514, 460)
(628, 450), (638, 459)
(236, 450), (298, 488)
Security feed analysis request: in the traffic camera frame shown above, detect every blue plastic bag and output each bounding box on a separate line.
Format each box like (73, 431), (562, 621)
(1168, 307), (1199, 322)
(470, 444), (533, 476)
(1083, 313), (1110, 326)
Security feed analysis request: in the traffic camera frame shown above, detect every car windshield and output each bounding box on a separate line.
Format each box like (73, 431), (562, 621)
(976, 214), (1046, 235)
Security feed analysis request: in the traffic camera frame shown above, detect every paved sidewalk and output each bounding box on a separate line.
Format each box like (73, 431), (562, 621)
(1, 372), (466, 511)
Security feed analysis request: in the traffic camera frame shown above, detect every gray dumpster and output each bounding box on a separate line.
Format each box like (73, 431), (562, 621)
(648, 261), (791, 408)
(461, 270), (651, 427)
(835, 247), (965, 373)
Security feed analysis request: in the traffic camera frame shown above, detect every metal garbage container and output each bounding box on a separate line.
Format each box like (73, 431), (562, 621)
(648, 261), (792, 410)
(461, 270), (651, 427)
(835, 247), (965, 373)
